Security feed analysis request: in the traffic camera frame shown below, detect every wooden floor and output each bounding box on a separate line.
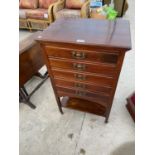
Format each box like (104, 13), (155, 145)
(19, 0), (135, 154)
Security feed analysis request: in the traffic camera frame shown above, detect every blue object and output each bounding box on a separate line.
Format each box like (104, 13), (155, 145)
(90, 0), (103, 8)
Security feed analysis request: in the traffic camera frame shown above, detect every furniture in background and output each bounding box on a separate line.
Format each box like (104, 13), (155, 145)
(90, 8), (107, 19)
(36, 18), (131, 122)
(19, 32), (48, 108)
(52, 0), (90, 20)
(126, 92), (135, 121)
(90, 0), (128, 19)
(19, 0), (60, 30)
(19, 0), (128, 30)
(104, 0), (128, 17)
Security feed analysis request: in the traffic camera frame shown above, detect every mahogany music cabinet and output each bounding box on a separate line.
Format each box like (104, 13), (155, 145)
(36, 18), (131, 122)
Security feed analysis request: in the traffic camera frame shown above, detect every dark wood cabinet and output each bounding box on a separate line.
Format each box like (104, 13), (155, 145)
(19, 32), (44, 87)
(19, 32), (48, 108)
(36, 18), (131, 122)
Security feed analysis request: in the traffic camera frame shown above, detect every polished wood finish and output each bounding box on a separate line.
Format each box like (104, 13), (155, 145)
(19, 32), (44, 86)
(36, 18), (131, 50)
(61, 97), (106, 117)
(36, 18), (131, 122)
(46, 46), (119, 64)
(57, 86), (110, 104)
(54, 78), (112, 94)
(52, 69), (114, 86)
(49, 58), (117, 77)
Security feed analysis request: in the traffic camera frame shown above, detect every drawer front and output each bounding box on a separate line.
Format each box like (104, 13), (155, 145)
(56, 86), (110, 105)
(49, 58), (116, 77)
(45, 46), (119, 65)
(54, 78), (112, 95)
(52, 69), (114, 87)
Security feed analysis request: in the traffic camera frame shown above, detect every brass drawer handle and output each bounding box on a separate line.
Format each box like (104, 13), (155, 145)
(75, 83), (85, 89)
(74, 74), (86, 81)
(75, 90), (86, 96)
(72, 51), (86, 59)
(73, 63), (86, 71)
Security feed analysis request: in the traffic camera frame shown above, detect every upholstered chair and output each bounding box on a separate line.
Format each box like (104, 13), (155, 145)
(52, 0), (90, 20)
(19, 0), (60, 30)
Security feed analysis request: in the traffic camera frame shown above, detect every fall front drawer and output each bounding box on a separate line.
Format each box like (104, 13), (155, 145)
(56, 86), (110, 106)
(52, 69), (114, 87)
(54, 78), (112, 95)
(49, 58), (117, 77)
(45, 46), (119, 65)
(54, 79), (112, 94)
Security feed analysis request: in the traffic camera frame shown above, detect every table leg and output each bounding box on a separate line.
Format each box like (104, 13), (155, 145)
(28, 73), (48, 98)
(21, 86), (29, 96)
(19, 87), (36, 109)
(35, 71), (48, 79)
(19, 72), (48, 109)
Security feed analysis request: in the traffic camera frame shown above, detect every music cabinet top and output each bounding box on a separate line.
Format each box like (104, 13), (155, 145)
(36, 18), (131, 51)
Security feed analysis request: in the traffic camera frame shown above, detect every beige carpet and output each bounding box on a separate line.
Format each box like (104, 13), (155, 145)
(19, 0), (135, 154)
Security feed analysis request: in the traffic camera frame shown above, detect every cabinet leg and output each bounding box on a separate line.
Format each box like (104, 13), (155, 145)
(58, 99), (63, 114)
(105, 110), (110, 123)
(105, 117), (109, 123)
(59, 107), (64, 114)
(56, 97), (63, 114)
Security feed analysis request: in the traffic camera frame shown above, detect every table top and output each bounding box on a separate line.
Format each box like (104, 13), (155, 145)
(36, 18), (131, 51)
(19, 31), (42, 54)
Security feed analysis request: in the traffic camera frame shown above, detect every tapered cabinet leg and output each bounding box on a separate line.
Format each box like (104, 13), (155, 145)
(105, 117), (109, 123)
(105, 109), (110, 123)
(56, 97), (63, 114)
(59, 107), (63, 114)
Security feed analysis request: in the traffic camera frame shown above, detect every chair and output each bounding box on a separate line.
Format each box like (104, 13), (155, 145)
(52, 0), (90, 20)
(19, 0), (61, 30)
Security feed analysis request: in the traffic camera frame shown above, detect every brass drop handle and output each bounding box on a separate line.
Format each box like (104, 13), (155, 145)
(72, 51), (86, 59)
(73, 63), (86, 71)
(75, 83), (85, 89)
(74, 74), (86, 81)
